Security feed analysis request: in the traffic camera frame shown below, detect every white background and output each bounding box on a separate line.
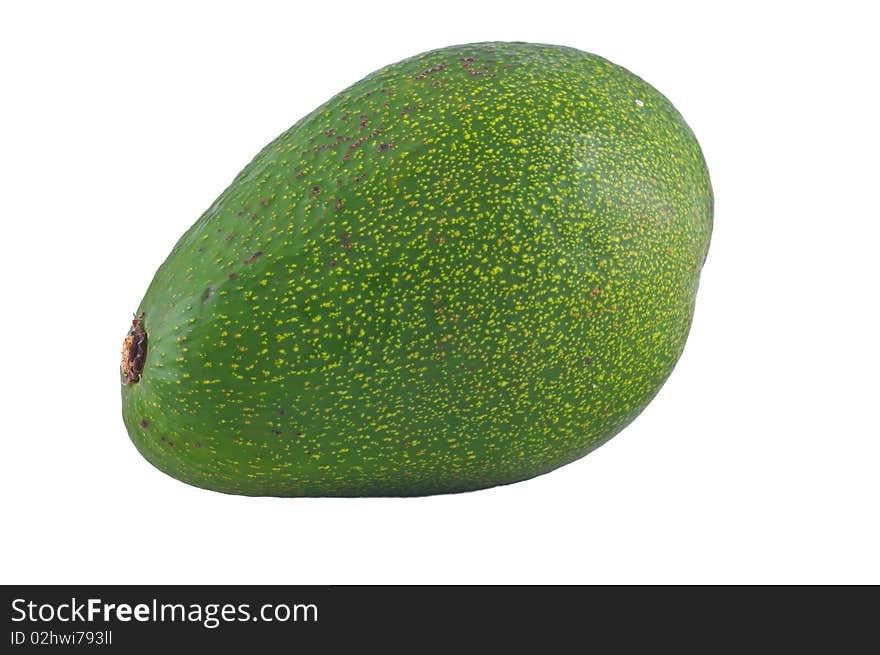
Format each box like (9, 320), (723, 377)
(1, 1), (878, 584)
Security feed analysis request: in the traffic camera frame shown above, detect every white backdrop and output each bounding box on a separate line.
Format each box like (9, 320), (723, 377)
(1, 1), (877, 584)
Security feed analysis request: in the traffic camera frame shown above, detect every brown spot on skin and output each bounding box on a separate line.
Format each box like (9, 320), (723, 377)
(339, 231), (354, 250)
(314, 139), (348, 153)
(228, 273), (237, 279)
(140, 419), (149, 429)
(415, 61), (446, 79)
(329, 258), (337, 267)
(259, 199), (268, 206)
(121, 313), (147, 385)
(459, 56), (496, 77)
(195, 442), (202, 448)
(343, 126), (385, 160)
(244, 252), (263, 264)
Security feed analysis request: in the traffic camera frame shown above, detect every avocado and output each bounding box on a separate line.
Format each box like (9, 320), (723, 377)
(121, 42), (712, 496)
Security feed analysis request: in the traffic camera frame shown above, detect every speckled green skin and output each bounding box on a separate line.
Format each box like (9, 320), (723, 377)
(121, 42), (712, 496)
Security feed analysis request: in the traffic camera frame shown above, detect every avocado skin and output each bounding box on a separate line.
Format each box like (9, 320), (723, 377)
(121, 42), (712, 496)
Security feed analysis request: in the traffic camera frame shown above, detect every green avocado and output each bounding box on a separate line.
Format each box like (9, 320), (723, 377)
(121, 42), (712, 496)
